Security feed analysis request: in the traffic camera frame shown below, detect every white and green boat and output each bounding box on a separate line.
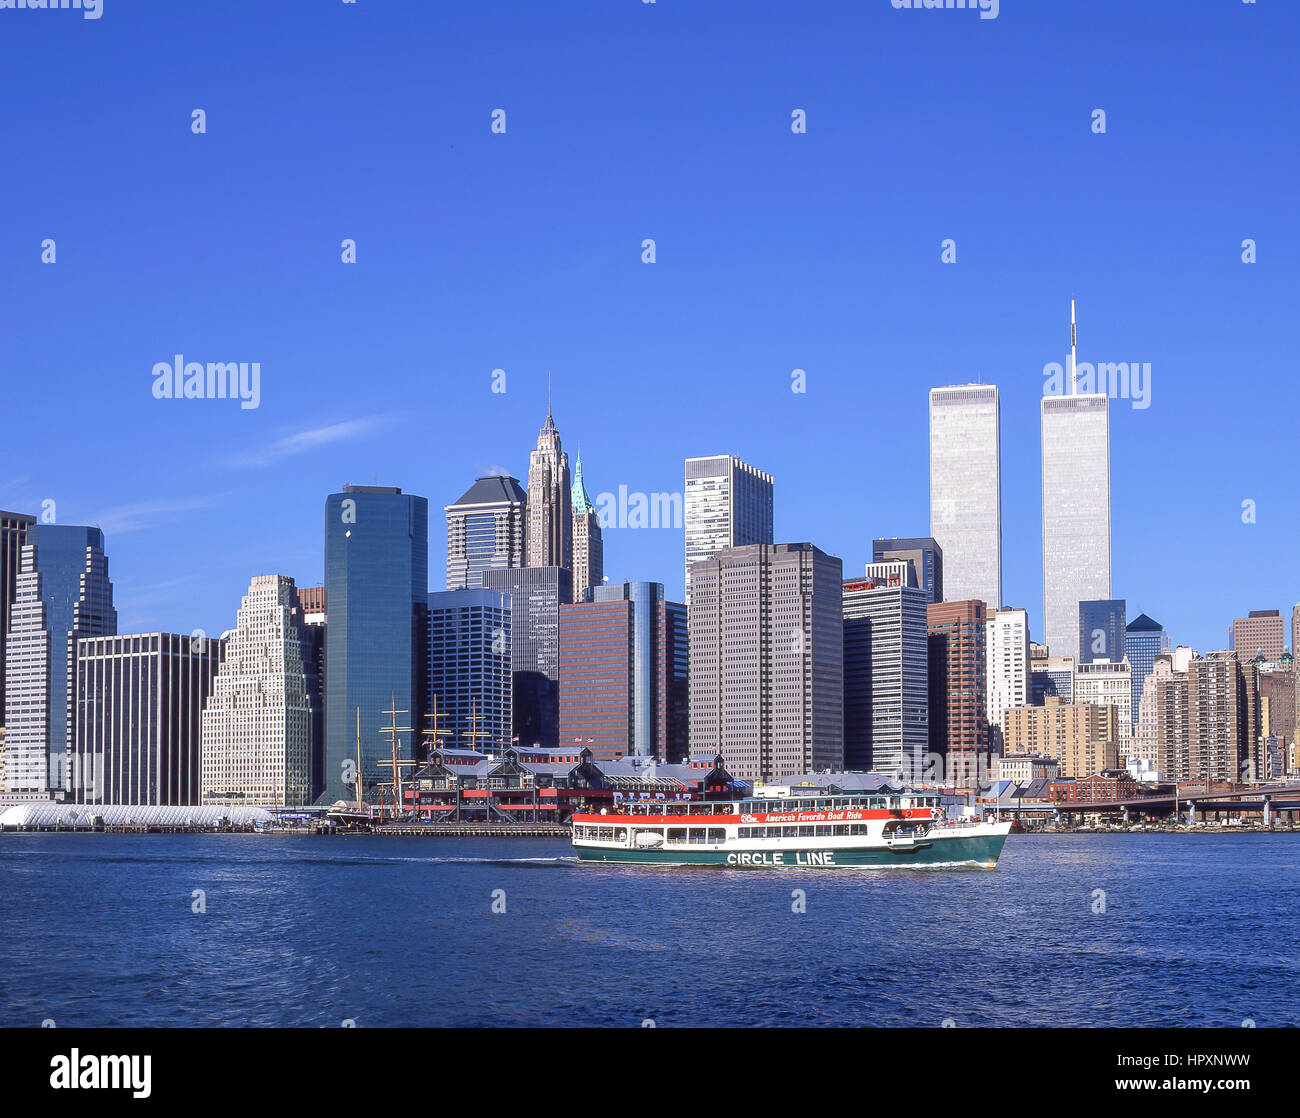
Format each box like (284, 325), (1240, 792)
(572, 787), (1011, 868)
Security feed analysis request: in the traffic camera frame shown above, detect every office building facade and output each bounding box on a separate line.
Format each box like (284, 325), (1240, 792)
(482, 566), (571, 748)
(1229, 610), (1285, 663)
(1079, 599), (1126, 664)
(928, 385), (1001, 609)
(559, 581), (688, 762)
(871, 537), (943, 604)
(927, 599), (990, 786)
(1074, 658), (1133, 752)
(689, 543), (843, 782)
(0, 510), (36, 742)
(3, 525), (116, 797)
(842, 579), (930, 778)
(1125, 613), (1169, 733)
(1030, 654), (1076, 705)
(1041, 392), (1111, 663)
(200, 576), (317, 808)
(73, 632), (223, 805)
(444, 475), (525, 591)
(426, 588), (512, 753)
(683, 455), (773, 604)
(986, 607), (1030, 757)
(323, 485), (428, 803)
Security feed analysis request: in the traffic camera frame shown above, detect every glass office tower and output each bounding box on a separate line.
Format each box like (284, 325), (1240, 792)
(426, 588), (513, 752)
(3, 525), (116, 796)
(482, 566), (572, 749)
(323, 486), (428, 804)
(1125, 613), (1169, 733)
(1079, 599), (1126, 664)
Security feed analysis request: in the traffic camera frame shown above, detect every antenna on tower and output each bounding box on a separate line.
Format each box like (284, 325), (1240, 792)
(1069, 298), (1078, 395)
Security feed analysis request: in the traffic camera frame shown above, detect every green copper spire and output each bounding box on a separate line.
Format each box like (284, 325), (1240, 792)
(572, 450), (595, 515)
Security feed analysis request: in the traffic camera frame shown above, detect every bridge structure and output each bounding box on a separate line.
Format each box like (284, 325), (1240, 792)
(993, 782), (1300, 825)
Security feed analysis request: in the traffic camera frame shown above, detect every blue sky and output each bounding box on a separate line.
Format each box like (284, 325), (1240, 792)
(1, 0), (1296, 652)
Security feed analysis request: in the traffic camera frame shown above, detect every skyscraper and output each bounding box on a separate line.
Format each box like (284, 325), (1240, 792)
(482, 566), (571, 748)
(444, 475), (525, 591)
(1185, 652), (1259, 784)
(1140, 651), (1192, 781)
(3, 525), (116, 798)
(871, 537), (943, 604)
(559, 581), (688, 762)
(0, 511), (36, 748)
(841, 578), (930, 777)
(928, 385), (1001, 609)
(323, 485), (428, 804)
(426, 588), (512, 752)
(986, 607), (1030, 757)
(1030, 653), (1076, 705)
(927, 600), (990, 787)
(200, 576), (317, 808)
(570, 453), (604, 603)
(1228, 610), (1285, 663)
(1041, 302), (1111, 663)
(525, 408), (572, 573)
(683, 455), (773, 604)
(689, 543), (843, 782)
(75, 632), (224, 806)
(1074, 658), (1133, 752)
(1125, 613), (1169, 733)
(292, 585), (326, 800)
(1079, 599), (1126, 664)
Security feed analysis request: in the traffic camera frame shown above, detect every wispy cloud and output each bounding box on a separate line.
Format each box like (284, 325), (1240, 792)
(228, 414), (395, 469)
(85, 495), (226, 535)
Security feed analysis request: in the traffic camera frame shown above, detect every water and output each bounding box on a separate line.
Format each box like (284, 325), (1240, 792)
(0, 832), (1295, 1027)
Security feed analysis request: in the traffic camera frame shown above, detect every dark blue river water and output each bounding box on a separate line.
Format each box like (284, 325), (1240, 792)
(0, 833), (1295, 1027)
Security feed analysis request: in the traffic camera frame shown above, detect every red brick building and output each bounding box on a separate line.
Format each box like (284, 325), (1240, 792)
(927, 600), (989, 787)
(558, 584), (687, 762)
(1050, 768), (1143, 803)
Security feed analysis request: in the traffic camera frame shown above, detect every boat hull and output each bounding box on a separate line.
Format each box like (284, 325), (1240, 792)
(575, 829), (1009, 869)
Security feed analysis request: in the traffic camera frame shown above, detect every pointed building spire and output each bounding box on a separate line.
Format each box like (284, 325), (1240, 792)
(572, 448), (595, 515)
(1069, 298), (1078, 395)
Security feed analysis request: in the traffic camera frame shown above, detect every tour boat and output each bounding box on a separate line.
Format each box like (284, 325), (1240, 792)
(572, 788), (1011, 868)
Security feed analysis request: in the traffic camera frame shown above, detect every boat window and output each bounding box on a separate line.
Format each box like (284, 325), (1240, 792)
(798, 825), (814, 837)
(614, 828), (627, 841)
(815, 825), (831, 837)
(708, 828), (725, 843)
(667, 828), (686, 843)
(688, 828), (706, 844)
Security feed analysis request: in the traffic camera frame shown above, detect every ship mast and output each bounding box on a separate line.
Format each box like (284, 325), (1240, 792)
(377, 690), (415, 819)
(355, 706), (363, 812)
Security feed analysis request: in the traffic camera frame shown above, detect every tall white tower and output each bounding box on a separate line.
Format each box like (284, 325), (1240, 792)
(1041, 301), (1111, 662)
(928, 384), (1002, 609)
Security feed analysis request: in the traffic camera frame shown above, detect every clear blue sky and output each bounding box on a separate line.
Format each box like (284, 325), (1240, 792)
(1, 0), (1295, 653)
